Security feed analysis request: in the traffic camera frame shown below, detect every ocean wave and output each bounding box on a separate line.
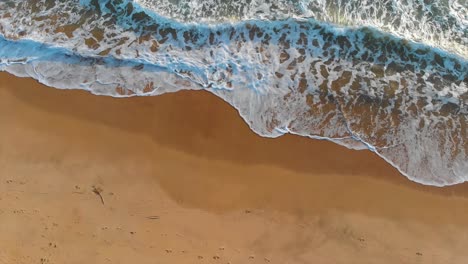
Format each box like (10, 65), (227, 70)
(136, 0), (468, 57)
(0, 0), (467, 186)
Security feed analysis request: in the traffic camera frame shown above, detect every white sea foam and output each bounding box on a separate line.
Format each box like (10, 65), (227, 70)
(0, 0), (467, 186)
(137, 0), (468, 57)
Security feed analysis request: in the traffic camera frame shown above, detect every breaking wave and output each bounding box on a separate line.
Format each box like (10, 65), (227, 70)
(0, 0), (467, 186)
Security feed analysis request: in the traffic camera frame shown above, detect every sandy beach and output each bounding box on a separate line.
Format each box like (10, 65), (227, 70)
(1, 71), (468, 263)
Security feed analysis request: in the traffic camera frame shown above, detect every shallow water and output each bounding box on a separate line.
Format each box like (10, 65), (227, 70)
(0, 0), (467, 186)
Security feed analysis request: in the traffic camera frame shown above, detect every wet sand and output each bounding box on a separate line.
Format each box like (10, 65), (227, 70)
(1, 71), (468, 263)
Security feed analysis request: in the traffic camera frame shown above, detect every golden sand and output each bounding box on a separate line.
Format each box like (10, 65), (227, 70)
(1, 72), (468, 263)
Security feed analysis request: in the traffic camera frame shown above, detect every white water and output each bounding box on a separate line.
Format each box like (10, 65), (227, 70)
(0, 0), (467, 186)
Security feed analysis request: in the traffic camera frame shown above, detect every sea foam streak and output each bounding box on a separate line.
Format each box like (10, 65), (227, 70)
(138, 0), (467, 57)
(0, 0), (467, 186)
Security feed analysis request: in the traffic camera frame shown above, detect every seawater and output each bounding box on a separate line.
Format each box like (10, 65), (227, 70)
(0, 0), (467, 186)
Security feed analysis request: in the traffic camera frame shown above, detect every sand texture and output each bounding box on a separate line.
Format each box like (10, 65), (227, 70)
(1, 72), (468, 263)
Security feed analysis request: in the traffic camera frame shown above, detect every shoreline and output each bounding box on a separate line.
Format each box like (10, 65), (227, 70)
(2, 71), (468, 263)
(3, 72), (468, 193)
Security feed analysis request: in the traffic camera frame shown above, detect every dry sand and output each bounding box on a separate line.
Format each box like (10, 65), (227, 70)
(1, 71), (468, 264)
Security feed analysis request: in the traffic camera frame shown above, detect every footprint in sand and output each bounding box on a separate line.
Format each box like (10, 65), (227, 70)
(0, 251), (9, 264)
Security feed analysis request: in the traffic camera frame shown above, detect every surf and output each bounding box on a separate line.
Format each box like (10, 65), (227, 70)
(0, 0), (467, 186)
